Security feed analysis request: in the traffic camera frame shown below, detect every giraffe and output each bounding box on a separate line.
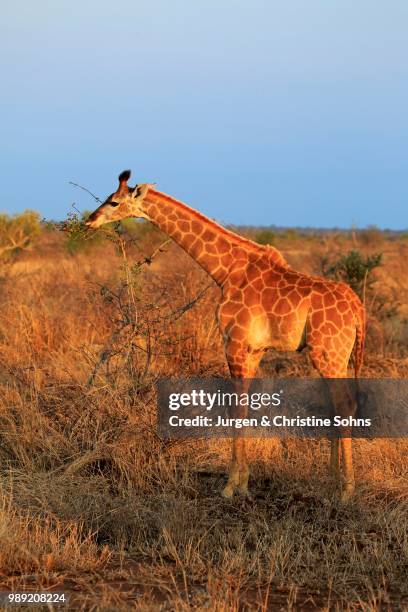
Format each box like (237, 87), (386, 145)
(86, 170), (366, 502)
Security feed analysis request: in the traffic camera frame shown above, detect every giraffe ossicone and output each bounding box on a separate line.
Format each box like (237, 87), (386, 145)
(87, 170), (366, 501)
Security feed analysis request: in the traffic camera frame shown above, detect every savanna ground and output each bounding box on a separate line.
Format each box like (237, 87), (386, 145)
(0, 214), (407, 610)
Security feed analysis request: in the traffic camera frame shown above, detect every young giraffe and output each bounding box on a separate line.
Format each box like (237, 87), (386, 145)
(86, 170), (366, 502)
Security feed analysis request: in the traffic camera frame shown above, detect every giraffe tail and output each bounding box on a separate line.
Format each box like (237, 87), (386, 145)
(354, 300), (366, 379)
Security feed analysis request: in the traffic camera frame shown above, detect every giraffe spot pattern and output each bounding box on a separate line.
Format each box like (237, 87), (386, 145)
(118, 188), (366, 379)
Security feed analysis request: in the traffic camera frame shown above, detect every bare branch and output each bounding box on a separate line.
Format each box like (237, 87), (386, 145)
(69, 181), (102, 203)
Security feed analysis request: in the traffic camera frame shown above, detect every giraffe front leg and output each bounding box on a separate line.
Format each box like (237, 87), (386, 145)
(222, 439), (250, 498)
(309, 351), (356, 502)
(330, 438), (341, 482)
(237, 462), (250, 496)
(220, 329), (263, 499)
(329, 381), (356, 502)
(340, 437), (355, 502)
(236, 438), (250, 497)
(221, 438), (241, 498)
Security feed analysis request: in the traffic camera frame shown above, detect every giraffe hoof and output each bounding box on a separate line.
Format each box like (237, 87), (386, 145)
(221, 485), (235, 499)
(237, 484), (251, 498)
(238, 489), (253, 501)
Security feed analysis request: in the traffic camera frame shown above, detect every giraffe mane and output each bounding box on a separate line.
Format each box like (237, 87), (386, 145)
(145, 187), (288, 266)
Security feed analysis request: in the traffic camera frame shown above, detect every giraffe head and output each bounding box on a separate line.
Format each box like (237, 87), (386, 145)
(86, 170), (150, 228)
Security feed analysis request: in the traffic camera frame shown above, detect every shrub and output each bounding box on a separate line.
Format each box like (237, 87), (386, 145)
(61, 211), (100, 254)
(0, 210), (41, 261)
(255, 229), (276, 245)
(281, 228), (299, 240)
(61, 213), (164, 255)
(358, 225), (384, 247)
(322, 249), (382, 298)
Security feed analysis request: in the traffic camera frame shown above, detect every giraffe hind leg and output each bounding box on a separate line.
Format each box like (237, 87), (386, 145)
(237, 438), (250, 496)
(221, 438), (249, 498)
(330, 438), (341, 482)
(221, 449), (241, 499)
(340, 437), (355, 502)
(309, 350), (355, 501)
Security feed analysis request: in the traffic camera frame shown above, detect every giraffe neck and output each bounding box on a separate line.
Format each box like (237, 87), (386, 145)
(137, 187), (288, 285)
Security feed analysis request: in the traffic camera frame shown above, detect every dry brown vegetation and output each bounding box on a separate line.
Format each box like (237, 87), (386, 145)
(0, 221), (407, 610)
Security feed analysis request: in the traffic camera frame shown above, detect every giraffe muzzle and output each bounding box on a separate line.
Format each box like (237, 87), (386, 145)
(85, 212), (104, 228)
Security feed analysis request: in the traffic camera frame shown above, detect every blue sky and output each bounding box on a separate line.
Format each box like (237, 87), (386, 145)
(1, 1), (407, 228)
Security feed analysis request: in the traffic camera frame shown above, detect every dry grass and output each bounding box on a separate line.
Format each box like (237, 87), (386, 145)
(0, 228), (407, 610)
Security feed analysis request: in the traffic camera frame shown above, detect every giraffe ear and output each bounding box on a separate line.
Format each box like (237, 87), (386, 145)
(132, 183), (151, 199)
(118, 170), (131, 185)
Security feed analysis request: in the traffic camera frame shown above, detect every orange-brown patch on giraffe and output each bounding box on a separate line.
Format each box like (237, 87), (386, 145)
(230, 253), (246, 267)
(156, 214), (166, 225)
(178, 220), (191, 233)
(285, 271), (299, 283)
(172, 230), (184, 242)
(311, 310), (325, 328)
(332, 335), (343, 350)
(228, 271), (245, 286)
(202, 229), (216, 242)
(206, 243), (218, 255)
(249, 304), (264, 317)
(166, 221), (176, 234)
(233, 261), (248, 275)
(297, 277), (312, 289)
(212, 265), (224, 278)
(273, 298), (292, 316)
(278, 312), (299, 335)
(246, 265), (261, 283)
(191, 221), (203, 235)
(262, 270), (282, 284)
(182, 234), (196, 249)
(279, 285), (293, 297)
(340, 331), (351, 344)
(243, 285), (260, 307)
(339, 347), (349, 359)
(321, 322), (339, 336)
(323, 336), (335, 350)
(167, 212), (178, 222)
(235, 306), (251, 324)
(287, 289), (303, 308)
(253, 260), (267, 273)
(324, 292), (337, 307)
(193, 243), (207, 260)
(189, 236), (202, 250)
(219, 301), (242, 318)
(337, 300), (349, 314)
(251, 254), (263, 265)
(341, 311), (355, 326)
(311, 293), (324, 309)
(236, 302), (250, 318)
(216, 238), (230, 254)
(221, 254), (232, 267)
(261, 287), (278, 308)
(231, 325), (249, 341)
(205, 254), (221, 269)
(251, 278), (265, 292)
(224, 290), (243, 305)
(326, 306), (341, 320)
(225, 340), (242, 355)
(148, 205), (159, 217)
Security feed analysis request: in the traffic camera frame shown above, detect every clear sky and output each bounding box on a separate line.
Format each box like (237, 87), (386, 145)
(1, 1), (407, 228)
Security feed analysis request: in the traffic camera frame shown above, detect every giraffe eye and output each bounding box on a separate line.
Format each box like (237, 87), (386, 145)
(110, 201), (120, 207)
